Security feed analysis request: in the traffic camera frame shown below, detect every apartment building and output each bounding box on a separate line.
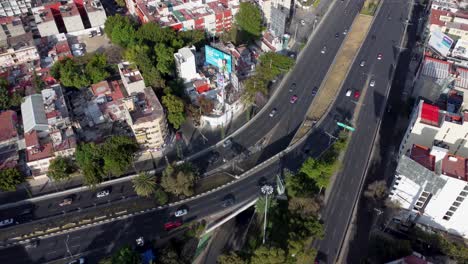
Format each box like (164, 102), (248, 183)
(83, 0), (107, 28)
(390, 99), (468, 238)
(118, 61), (146, 94)
(60, 2), (85, 33)
(21, 84), (76, 178)
(0, 0), (32, 17)
(124, 88), (168, 151)
(127, 0), (239, 35)
(32, 6), (60, 36)
(0, 16), (25, 44)
(0, 32), (39, 67)
(174, 46), (197, 83)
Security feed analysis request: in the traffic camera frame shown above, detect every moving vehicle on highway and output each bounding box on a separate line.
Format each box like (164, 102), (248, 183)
(370, 80), (376, 87)
(59, 197), (73, 206)
(377, 53), (383, 60)
(335, 33), (339, 38)
(354, 90), (361, 99)
(360, 60), (366, 67)
(222, 138), (232, 148)
(290, 95), (298, 104)
(96, 189), (110, 198)
(0, 218), (14, 228)
(346, 89), (352, 97)
(67, 258), (85, 264)
(269, 108), (277, 117)
(300, 19), (305, 26)
(289, 83), (296, 92)
(164, 220), (182, 231)
(312, 86), (319, 96)
(25, 241), (38, 249)
(321, 46), (327, 54)
(222, 195), (236, 207)
(136, 236), (144, 246)
(175, 208), (188, 217)
(343, 29), (348, 35)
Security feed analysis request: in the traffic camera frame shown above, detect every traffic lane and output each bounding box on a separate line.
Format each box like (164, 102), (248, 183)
(315, 3), (410, 262)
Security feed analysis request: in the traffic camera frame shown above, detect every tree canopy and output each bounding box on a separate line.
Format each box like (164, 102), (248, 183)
(217, 252), (245, 264)
(161, 163), (196, 197)
(0, 168), (23, 192)
(0, 78), (23, 110)
(47, 156), (75, 182)
(51, 58), (91, 89)
(132, 172), (156, 197)
(162, 93), (186, 129)
(85, 54), (111, 84)
(235, 3), (264, 43)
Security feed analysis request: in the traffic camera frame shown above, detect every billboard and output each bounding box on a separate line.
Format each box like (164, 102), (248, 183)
(428, 28), (454, 57)
(205, 45), (232, 73)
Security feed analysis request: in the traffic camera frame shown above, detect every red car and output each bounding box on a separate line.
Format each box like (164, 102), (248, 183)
(354, 90), (361, 99)
(290, 95), (298, 104)
(164, 220), (182, 231)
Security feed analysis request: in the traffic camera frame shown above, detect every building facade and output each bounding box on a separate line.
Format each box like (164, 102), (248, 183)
(174, 47), (197, 83)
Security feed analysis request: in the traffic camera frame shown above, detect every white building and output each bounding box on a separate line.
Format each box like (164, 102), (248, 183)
(0, 32), (39, 67)
(84, 0), (107, 28)
(21, 94), (49, 133)
(174, 47), (197, 83)
(118, 61), (146, 94)
(0, 0), (32, 17)
(60, 3), (85, 33)
(33, 6), (60, 37)
(390, 99), (468, 239)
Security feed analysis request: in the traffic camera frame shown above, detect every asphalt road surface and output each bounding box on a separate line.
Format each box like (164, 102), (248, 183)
(310, 0), (413, 263)
(0, 0), (409, 262)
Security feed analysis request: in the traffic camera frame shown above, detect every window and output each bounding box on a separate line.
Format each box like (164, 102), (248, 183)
(421, 191), (430, 197)
(443, 216), (450, 221)
(453, 201), (461, 207)
(416, 202), (423, 207)
(464, 185), (468, 191)
(460, 191), (468, 197)
(449, 206), (457, 212)
(456, 197), (465, 202)
(446, 211), (454, 217)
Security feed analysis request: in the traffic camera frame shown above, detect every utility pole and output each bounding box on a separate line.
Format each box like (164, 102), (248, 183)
(261, 185), (274, 244)
(294, 23), (299, 42)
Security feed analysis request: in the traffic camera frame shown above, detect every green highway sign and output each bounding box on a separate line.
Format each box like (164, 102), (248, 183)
(336, 122), (355, 132)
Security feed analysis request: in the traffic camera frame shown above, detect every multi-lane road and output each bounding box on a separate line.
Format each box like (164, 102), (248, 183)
(0, 0), (414, 262)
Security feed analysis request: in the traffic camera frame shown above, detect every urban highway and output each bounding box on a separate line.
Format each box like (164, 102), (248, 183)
(0, 0), (412, 262)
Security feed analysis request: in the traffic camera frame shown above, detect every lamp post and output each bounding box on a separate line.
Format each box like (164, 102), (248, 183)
(261, 185), (274, 244)
(65, 234), (72, 258)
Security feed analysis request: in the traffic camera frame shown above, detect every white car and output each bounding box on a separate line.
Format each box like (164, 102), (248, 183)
(175, 209), (188, 217)
(370, 80), (375, 87)
(300, 19), (305, 26)
(136, 237), (144, 246)
(321, 46), (327, 54)
(346, 89), (352, 97)
(71, 43), (84, 50)
(96, 189), (110, 198)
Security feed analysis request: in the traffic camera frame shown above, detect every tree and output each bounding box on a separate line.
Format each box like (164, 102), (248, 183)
(154, 188), (169, 204)
(132, 172), (156, 197)
(198, 96), (214, 115)
(158, 242), (183, 264)
(0, 78), (10, 110)
(104, 15), (136, 47)
(85, 54), (110, 83)
(75, 142), (104, 186)
(288, 197), (321, 217)
(101, 136), (138, 176)
(217, 252), (245, 264)
(364, 180), (388, 202)
(250, 246), (287, 264)
(242, 75), (268, 104)
(48, 156), (75, 181)
(0, 168), (23, 192)
(51, 58), (90, 89)
(178, 30), (206, 47)
(32, 70), (46, 93)
(259, 52), (295, 77)
(161, 164), (196, 197)
(106, 246), (139, 264)
(368, 233), (412, 263)
(255, 196), (278, 220)
(186, 104), (201, 126)
(162, 93), (186, 129)
(235, 3), (264, 43)
(115, 0), (126, 7)
(300, 157), (333, 191)
(154, 43), (175, 75)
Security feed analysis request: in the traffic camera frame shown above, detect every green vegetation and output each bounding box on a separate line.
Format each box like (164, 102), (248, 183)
(0, 78), (23, 110)
(360, 0), (380, 16)
(313, 0), (321, 8)
(99, 246), (140, 264)
(234, 3), (264, 43)
(243, 52), (295, 103)
(132, 172), (156, 197)
(368, 233), (412, 263)
(154, 187), (169, 205)
(47, 157), (76, 182)
(217, 252), (245, 264)
(0, 168), (24, 192)
(162, 93), (186, 129)
(75, 136), (138, 186)
(115, 0), (126, 7)
(51, 55), (112, 89)
(364, 180), (388, 203)
(161, 163), (197, 197)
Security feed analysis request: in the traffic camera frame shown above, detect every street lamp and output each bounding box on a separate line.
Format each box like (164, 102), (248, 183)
(65, 234), (72, 258)
(261, 185), (274, 244)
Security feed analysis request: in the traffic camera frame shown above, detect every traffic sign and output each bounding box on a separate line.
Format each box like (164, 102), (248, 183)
(336, 122), (355, 132)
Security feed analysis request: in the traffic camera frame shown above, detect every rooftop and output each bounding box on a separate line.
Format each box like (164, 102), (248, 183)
(130, 88), (164, 125)
(0, 110), (18, 143)
(429, 8), (451, 27)
(441, 154), (468, 181)
(0, 144), (18, 170)
(25, 130), (53, 162)
(83, 0), (105, 12)
(59, 3), (80, 18)
(410, 144), (436, 171)
(33, 7), (55, 23)
(41, 84), (69, 125)
(119, 62), (144, 84)
(3, 32), (35, 52)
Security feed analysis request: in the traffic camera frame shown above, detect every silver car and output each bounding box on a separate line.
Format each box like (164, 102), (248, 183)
(175, 209), (188, 217)
(96, 189), (110, 198)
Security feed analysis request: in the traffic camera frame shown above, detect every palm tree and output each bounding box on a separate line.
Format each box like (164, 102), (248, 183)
(132, 172), (156, 197)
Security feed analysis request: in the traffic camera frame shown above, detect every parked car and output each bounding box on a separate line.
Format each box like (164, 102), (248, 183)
(96, 189), (110, 198)
(290, 95), (298, 104)
(175, 208), (188, 217)
(164, 220), (182, 231)
(59, 197), (73, 206)
(269, 108), (277, 117)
